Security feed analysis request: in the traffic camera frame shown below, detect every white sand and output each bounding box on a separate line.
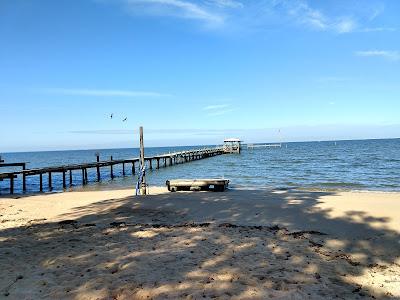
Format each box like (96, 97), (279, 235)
(1, 188), (399, 299)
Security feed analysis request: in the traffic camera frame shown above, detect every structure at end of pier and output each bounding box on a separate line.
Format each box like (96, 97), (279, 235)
(223, 138), (242, 154)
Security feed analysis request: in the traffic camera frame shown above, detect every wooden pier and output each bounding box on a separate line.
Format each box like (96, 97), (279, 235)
(0, 147), (225, 194)
(247, 143), (282, 149)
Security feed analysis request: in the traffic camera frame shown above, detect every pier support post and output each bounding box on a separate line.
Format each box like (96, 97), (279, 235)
(9, 176), (14, 194)
(81, 169), (85, 185)
(132, 161), (135, 175)
(164, 158), (167, 167)
(69, 170), (72, 186)
(156, 158), (160, 169)
(149, 159), (152, 170)
(22, 163), (26, 192)
(62, 170), (66, 189)
(48, 172), (52, 190)
(96, 154), (100, 181)
(84, 168), (88, 183)
(110, 156), (114, 179)
(122, 163), (125, 176)
(39, 173), (43, 192)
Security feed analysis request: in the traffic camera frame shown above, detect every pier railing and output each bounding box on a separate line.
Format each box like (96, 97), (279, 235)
(0, 147), (225, 194)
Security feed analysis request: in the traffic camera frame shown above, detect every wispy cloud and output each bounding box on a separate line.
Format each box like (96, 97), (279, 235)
(123, 0), (226, 26)
(110, 0), (395, 34)
(70, 128), (244, 135)
(316, 76), (352, 83)
(202, 103), (235, 116)
(203, 104), (230, 110)
(360, 27), (396, 33)
(273, 1), (358, 34)
(42, 88), (171, 97)
(355, 50), (400, 61)
(207, 0), (243, 9)
(206, 108), (235, 117)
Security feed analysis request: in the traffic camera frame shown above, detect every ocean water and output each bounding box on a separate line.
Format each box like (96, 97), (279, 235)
(1, 138), (399, 194)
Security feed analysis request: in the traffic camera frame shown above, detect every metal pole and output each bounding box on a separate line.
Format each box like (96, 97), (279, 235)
(139, 126), (146, 195)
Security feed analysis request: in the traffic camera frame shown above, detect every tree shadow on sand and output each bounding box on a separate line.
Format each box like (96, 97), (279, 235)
(0, 189), (399, 299)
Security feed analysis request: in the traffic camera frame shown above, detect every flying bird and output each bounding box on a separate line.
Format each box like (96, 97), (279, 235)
(122, 117), (127, 122)
(110, 113), (113, 119)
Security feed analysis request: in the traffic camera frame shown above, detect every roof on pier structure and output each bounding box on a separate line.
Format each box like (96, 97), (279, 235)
(223, 138), (241, 142)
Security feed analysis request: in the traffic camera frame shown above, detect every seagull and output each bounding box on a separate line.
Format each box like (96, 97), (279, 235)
(122, 117), (127, 122)
(110, 113), (113, 119)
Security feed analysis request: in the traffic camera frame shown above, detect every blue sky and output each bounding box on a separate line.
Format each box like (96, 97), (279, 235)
(1, 0), (399, 152)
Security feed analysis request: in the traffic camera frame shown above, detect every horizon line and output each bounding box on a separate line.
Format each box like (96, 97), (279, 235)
(2, 137), (399, 154)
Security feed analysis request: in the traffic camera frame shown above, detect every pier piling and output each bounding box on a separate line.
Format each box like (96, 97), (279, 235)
(96, 154), (101, 181)
(48, 172), (52, 190)
(110, 156), (114, 179)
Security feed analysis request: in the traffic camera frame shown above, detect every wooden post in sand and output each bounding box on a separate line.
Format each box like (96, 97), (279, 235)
(139, 126), (146, 195)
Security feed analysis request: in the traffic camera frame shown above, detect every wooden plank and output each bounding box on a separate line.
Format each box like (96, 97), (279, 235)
(166, 179), (229, 192)
(0, 162), (27, 167)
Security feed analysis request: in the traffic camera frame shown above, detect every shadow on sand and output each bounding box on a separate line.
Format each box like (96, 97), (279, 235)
(0, 189), (399, 299)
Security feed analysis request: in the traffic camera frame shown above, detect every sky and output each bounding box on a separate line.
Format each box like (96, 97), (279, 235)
(0, 0), (399, 152)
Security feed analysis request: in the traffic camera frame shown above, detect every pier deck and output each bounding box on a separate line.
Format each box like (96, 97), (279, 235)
(0, 147), (224, 194)
(247, 143), (282, 149)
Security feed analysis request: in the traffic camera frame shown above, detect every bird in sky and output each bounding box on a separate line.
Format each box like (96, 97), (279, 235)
(123, 117), (127, 122)
(110, 113), (113, 119)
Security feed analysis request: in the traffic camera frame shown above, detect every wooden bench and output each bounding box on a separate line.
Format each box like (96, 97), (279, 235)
(166, 179), (229, 192)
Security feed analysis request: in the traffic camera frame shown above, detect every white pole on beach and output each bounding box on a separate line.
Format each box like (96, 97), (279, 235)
(139, 126), (147, 195)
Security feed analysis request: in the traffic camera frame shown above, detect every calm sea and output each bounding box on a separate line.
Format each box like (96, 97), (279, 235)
(1, 138), (399, 194)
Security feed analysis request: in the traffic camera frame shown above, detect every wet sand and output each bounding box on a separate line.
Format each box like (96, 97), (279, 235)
(1, 188), (399, 299)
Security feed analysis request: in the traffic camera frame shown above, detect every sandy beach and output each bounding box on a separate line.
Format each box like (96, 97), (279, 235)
(1, 187), (399, 299)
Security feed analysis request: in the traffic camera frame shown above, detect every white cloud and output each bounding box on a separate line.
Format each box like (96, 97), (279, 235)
(42, 88), (170, 97)
(202, 103), (234, 116)
(206, 108), (235, 117)
(275, 0), (358, 34)
(360, 27), (396, 32)
(203, 104), (230, 110)
(207, 0), (243, 9)
(109, 0), (394, 34)
(334, 18), (357, 33)
(124, 0), (225, 25)
(355, 50), (400, 61)
(317, 76), (352, 83)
